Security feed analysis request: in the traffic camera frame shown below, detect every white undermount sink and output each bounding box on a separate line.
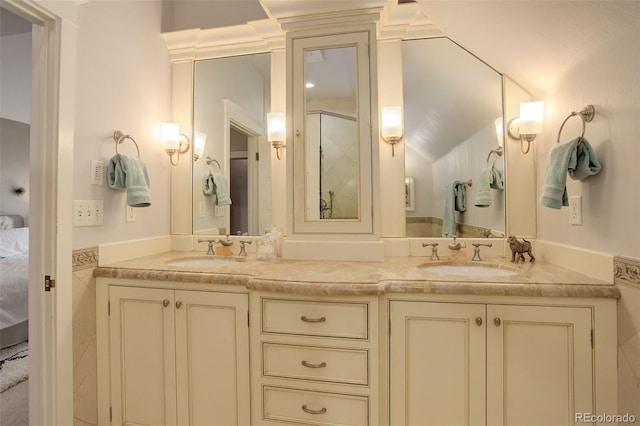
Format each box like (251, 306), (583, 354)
(167, 257), (242, 268)
(419, 264), (519, 277)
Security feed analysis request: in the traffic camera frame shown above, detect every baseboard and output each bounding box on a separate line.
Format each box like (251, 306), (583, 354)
(535, 240), (613, 283)
(98, 236), (172, 266)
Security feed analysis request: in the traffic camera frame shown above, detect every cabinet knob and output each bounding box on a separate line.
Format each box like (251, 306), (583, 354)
(301, 405), (327, 415)
(162, 299), (170, 307)
(175, 300), (182, 309)
(494, 317), (501, 327)
(301, 360), (327, 369)
(301, 316), (326, 323)
(475, 317), (483, 326)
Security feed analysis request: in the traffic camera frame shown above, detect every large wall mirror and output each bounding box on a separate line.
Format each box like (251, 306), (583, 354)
(192, 53), (271, 236)
(403, 37), (506, 238)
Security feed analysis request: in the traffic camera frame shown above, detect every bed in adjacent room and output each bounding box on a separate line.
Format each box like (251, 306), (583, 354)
(0, 215), (29, 349)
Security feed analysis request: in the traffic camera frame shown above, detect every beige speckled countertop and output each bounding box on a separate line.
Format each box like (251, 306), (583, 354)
(93, 252), (619, 299)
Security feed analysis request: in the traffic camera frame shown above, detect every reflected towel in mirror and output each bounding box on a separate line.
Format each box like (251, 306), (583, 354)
(474, 166), (503, 208)
(203, 173), (232, 206)
(453, 181), (467, 212)
(442, 184), (456, 237)
(107, 154), (151, 207)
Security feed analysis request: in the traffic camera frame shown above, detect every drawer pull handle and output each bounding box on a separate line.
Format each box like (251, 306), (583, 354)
(494, 317), (501, 327)
(302, 405), (327, 415)
(301, 316), (326, 323)
(476, 317), (483, 326)
(301, 360), (327, 369)
(162, 299), (170, 307)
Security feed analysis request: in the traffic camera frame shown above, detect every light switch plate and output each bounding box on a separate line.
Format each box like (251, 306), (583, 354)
(569, 195), (582, 225)
(73, 200), (103, 227)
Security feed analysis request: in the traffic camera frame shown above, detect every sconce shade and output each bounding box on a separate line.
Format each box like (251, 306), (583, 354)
(160, 122), (181, 150)
(381, 106), (403, 140)
(267, 112), (286, 142)
(194, 131), (207, 160)
(494, 117), (504, 147)
(518, 101), (544, 135)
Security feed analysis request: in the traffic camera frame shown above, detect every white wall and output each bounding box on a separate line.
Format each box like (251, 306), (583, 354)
(0, 32), (31, 124)
(72, 0), (172, 249)
(0, 118), (30, 221)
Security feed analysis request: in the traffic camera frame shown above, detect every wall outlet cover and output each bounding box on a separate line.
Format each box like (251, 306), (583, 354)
(569, 195), (582, 225)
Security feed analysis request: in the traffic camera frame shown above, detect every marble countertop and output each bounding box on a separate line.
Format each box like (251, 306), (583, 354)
(93, 252), (619, 299)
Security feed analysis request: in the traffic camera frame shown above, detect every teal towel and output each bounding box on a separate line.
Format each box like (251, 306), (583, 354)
(453, 181), (467, 212)
(107, 155), (151, 207)
(539, 137), (601, 209)
(441, 184), (456, 237)
(203, 173), (232, 206)
(474, 167), (504, 208)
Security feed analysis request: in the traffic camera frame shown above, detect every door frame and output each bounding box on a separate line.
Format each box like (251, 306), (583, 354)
(3, 1), (77, 424)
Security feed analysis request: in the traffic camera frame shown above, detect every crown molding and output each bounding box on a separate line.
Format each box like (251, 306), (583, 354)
(377, 1), (442, 41)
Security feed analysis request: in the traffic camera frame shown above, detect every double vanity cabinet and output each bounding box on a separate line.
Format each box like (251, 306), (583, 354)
(95, 256), (619, 426)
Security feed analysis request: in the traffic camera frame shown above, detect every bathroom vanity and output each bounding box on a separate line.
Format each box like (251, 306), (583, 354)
(95, 254), (619, 426)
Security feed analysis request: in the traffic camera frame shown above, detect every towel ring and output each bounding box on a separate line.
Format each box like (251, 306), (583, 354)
(205, 156), (222, 172)
(113, 130), (140, 157)
(556, 105), (595, 146)
(486, 146), (503, 166)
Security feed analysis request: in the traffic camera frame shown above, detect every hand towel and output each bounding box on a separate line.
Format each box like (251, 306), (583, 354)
(539, 137), (601, 209)
(453, 181), (467, 212)
(202, 173), (232, 206)
(474, 167), (504, 208)
(107, 154), (151, 207)
(441, 184), (457, 237)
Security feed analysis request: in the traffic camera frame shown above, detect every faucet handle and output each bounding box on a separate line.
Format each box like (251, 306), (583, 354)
(471, 242), (493, 261)
(239, 240), (252, 256)
(422, 242), (440, 261)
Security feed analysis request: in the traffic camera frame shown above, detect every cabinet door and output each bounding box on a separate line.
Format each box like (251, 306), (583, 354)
(175, 290), (250, 426)
(389, 301), (486, 426)
(109, 286), (177, 426)
(487, 305), (593, 426)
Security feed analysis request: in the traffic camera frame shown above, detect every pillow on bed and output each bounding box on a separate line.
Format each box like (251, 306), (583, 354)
(0, 215), (14, 230)
(0, 227), (29, 257)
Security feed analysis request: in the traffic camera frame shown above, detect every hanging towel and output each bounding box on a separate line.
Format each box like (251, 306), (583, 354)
(107, 154), (151, 207)
(539, 137), (601, 209)
(203, 173), (232, 206)
(441, 184), (457, 237)
(474, 167), (504, 207)
(452, 181), (467, 212)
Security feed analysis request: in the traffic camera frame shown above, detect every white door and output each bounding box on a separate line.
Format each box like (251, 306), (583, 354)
(389, 301), (487, 426)
(175, 290), (250, 426)
(486, 304), (593, 426)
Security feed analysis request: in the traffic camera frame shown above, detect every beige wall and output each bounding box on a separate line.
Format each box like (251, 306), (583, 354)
(0, 119), (30, 222)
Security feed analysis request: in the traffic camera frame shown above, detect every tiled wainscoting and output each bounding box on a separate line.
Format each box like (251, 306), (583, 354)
(615, 256), (640, 417)
(72, 247), (98, 426)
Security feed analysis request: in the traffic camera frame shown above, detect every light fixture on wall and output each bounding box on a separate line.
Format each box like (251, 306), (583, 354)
(267, 112), (286, 160)
(381, 106), (403, 157)
(160, 122), (190, 166)
(507, 101), (544, 154)
(193, 131), (207, 161)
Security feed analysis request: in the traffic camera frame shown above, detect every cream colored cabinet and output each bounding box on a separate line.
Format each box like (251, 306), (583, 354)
(390, 301), (593, 426)
(251, 293), (379, 425)
(97, 280), (250, 426)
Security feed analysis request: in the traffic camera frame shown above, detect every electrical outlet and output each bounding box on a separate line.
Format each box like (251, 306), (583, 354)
(126, 205), (136, 223)
(91, 160), (104, 185)
(73, 200), (104, 227)
(215, 206), (225, 217)
(569, 195), (582, 225)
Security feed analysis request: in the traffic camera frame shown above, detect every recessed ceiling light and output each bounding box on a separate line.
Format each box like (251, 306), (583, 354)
(306, 82), (315, 88)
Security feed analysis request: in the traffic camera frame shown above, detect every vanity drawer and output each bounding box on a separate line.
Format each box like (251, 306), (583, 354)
(262, 299), (369, 339)
(263, 386), (369, 426)
(263, 343), (368, 385)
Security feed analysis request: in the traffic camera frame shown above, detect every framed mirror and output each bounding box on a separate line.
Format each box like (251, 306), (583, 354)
(192, 53), (271, 236)
(290, 29), (377, 237)
(403, 37), (505, 238)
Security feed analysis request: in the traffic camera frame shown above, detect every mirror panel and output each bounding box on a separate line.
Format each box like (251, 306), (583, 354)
(192, 53), (271, 236)
(403, 37), (505, 238)
(291, 30), (375, 236)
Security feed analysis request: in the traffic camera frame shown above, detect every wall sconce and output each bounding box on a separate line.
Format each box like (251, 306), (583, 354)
(507, 101), (544, 154)
(267, 112), (286, 160)
(193, 131), (207, 161)
(160, 122), (190, 166)
(381, 106), (403, 157)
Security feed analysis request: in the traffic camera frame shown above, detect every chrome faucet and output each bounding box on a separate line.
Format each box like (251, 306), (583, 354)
(197, 239), (217, 255)
(472, 243), (492, 261)
(421, 242), (440, 260)
(448, 236), (466, 251)
(238, 240), (252, 256)
(218, 235), (233, 247)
